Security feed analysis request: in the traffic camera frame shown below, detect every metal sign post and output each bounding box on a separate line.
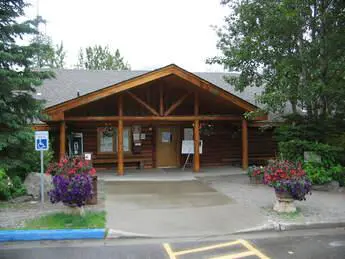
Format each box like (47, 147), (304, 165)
(35, 131), (49, 204)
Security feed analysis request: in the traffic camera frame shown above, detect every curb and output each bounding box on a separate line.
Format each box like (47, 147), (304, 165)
(107, 229), (151, 239)
(278, 222), (345, 231)
(235, 221), (345, 234)
(0, 229), (106, 242)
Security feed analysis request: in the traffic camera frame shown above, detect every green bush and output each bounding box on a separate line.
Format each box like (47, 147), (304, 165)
(0, 130), (54, 180)
(278, 140), (343, 166)
(0, 168), (27, 201)
(329, 164), (345, 187)
(11, 176), (26, 198)
(0, 168), (13, 200)
(304, 162), (332, 185)
(304, 162), (345, 185)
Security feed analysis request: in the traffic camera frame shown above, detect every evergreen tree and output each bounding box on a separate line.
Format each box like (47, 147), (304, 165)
(0, 0), (53, 177)
(77, 45), (130, 70)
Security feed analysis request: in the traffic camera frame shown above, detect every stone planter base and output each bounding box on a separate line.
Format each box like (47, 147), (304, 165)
(273, 199), (296, 213)
(273, 191), (296, 213)
(86, 176), (98, 205)
(65, 205), (85, 216)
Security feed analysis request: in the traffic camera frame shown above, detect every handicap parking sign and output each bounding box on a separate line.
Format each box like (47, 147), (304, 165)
(35, 131), (49, 151)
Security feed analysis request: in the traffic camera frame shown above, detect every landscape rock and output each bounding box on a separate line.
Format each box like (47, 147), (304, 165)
(10, 195), (33, 203)
(24, 172), (52, 200)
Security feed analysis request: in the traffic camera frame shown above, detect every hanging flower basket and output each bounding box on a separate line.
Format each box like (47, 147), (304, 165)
(199, 123), (215, 137)
(103, 126), (114, 137)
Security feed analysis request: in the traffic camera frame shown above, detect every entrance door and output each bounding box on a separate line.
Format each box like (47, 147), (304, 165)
(156, 126), (180, 168)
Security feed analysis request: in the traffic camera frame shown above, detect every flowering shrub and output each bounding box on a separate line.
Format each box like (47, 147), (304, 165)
(46, 156), (96, 177)
(264, 160), (312, 201)
(47, 157), (96, 207)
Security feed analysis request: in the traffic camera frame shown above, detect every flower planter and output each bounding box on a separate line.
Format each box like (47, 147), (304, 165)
(273, 190), (296, 213)
(86, 176), (98, 205)
(47, 156), (97, 210)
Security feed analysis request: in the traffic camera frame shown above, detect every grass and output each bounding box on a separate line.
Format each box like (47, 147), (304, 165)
(0, 201), (10, 209)
(262, 207), (303, 221)
(20, 211), (106, 230)
(277, 208), (302, 220)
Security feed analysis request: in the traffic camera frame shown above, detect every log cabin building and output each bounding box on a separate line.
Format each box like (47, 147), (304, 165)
(34, 64), (277, 175)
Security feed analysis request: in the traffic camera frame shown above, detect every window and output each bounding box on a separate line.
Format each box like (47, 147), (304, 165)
(98, 127), (131, 153)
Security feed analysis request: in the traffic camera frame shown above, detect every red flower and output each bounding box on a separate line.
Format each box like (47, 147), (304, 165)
(89, 168), (96, 176)
(77, 161), (83, 168)
(68, 168), (76, 175)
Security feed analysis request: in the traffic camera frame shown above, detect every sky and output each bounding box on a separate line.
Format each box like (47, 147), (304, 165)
(25, 0), (228, 72)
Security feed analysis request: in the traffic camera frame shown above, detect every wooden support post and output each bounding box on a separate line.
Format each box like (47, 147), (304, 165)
(159, 85), (164, 116)
(193, 119), (200, 172)
(59, 121), (66, 160)
(117, 95), (124, 175)
(193, 92), (200, 172)
(242, 119), (248, 170)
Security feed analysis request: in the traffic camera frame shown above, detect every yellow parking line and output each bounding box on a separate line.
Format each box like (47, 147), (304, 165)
(173, 240), (241, 256)
(163, 243), (177, 259)
(163, 239), (270, 259)
(238, 239), (270, 259)
(210, 250), (256, 259)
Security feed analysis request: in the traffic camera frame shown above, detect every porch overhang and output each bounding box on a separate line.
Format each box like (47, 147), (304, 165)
(43, 64), (264, 122)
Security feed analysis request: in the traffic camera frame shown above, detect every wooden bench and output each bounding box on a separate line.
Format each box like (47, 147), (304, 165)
(93, 157), (150, 169)
(221, 156), (275, 165)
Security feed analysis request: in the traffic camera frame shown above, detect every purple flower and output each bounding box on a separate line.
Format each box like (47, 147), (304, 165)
(273, 178), (312, 201)
(48, 174), (93, 207)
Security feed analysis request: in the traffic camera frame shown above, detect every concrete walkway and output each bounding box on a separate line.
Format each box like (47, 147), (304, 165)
(202, 174), (345, 226)
(103, 170), (345, 238)
(104, 171), (268, 238)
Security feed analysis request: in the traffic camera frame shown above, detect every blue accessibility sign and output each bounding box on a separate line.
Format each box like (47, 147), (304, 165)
(35, 131), (49, 151)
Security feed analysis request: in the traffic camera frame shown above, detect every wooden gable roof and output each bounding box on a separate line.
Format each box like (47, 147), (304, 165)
(43, 64), (260, 119)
